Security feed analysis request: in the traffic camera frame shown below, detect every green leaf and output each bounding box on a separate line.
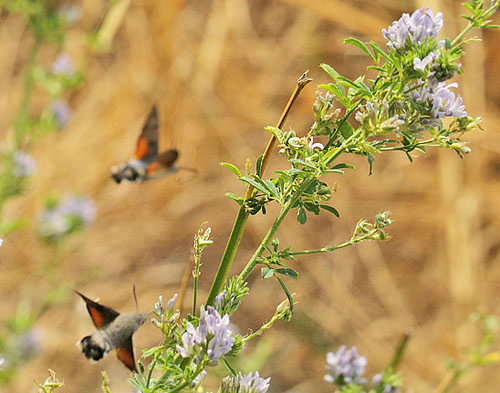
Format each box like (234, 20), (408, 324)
(357, 80), (373, 98)
(320, 63), (340, 81)
(368, 41), (392, 63)
(272, 238), (279, 252)
(318, 83), (347, 102)
(367, 152), (374, 175)
(261, 267), (275, 279)
(320, 204), (340, 217)
(225, 192), (243, 204)
(304, 202), (320, 215)
(331, 163), (355, 170)
(289, 158), (317, 170)
(222, 358), (238, 376)
(286, 168), (312, 176)
(344, 37), (376, 62)
(337, 76), (362, 91)
(276, 268), (298, 279)
(264, 179), (279, 198)
(240, 176), (271, 196)
(220, 162), (242, 177)
(256, 154), (264, 176)
(276, 276), (294, 312)
(297, 207), (307, 225)
(338, 121), (355, 139)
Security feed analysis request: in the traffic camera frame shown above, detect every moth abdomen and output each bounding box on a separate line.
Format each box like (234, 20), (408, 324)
(79, 333), (111, 363)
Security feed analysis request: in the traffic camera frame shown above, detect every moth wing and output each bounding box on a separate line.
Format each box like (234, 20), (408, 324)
(135, 106), (159, 161)
(76, 291), (120, 329)
(157, 149), (179, 169)
(116, 336), (137, 372)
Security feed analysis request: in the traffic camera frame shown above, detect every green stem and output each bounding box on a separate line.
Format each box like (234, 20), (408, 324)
(242, 311), (282, 343)
(146, 358), (157, 388)
(324, 104), (361, 150)
(238, 129), (363, 281)
(450, 23), (475, 48)
(451, 3), (498, 48)
(287, 234), (371, 256)
(206, 207), (249, 305)
(389, 331), (411, 370)
(15, 38), (41, 149)
(238, 176), (315, 280)
(324, 128), (363, 167)
(193, 254), (201, 316)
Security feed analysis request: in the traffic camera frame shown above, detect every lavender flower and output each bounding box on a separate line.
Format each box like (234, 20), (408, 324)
(383, 7), (444, 52)
(12, 151), (36, 177)
(176, 306), (234, 362)
(192, 370), (207, 387)
(325, 345), (367, 385)
(177, 322), (205, 357)
(166, 293), (178, 313)
(355, 100), (404, 135)
(38, 195), (96, 239)
(221, 372), (271, 393)
(59, 196), (96, 224)
(51, 100), (72, 128)
(214, 290), (226, 308)
(201, 306), (235, 360)
(51, 53), (74, 75)
(19, 328), (43, 359)
(155, 296), (164, 314)
(58, 5), (82, 24)
(412, 81), (467, 119)
(308, 136), (324, 152)
(238, 372), (271, 393)
(413, 52), (437, 72)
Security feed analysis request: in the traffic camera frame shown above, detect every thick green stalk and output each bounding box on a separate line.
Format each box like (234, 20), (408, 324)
(206, 207), (249, 305)
(206, 71), (312, 305)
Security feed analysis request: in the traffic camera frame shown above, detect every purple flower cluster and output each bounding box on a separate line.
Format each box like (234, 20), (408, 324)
(412, 81), (467, 119)
(325, 346), (367, 385)
(383, 7), (444, 52)
(12, 151), (36, 177)
(355, 100), (404, 135)
(221, 372), (271, 393)
(238, 371), (271, 393)
(177, 306), (234, 362)
(39, 195), (96, 239)
(214, 290), (226, 308)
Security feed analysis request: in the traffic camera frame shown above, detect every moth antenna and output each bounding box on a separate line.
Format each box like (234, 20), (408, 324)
(133, 285), (139, 312)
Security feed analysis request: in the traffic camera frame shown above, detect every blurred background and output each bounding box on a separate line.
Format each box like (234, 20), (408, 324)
(1, 0), (500, 392)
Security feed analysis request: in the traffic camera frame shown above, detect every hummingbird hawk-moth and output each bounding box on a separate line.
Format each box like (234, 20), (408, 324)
(76, 291), (147, 371)
(111, 106), (179, 183)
